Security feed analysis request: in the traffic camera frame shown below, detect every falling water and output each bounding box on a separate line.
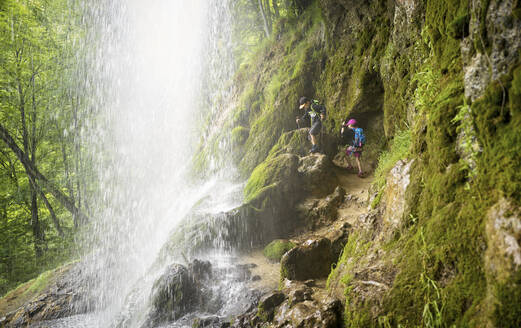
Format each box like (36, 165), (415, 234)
(49, 0), (253, 327)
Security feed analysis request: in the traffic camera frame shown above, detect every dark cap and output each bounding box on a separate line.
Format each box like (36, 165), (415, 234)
(299, 96), (309, 105)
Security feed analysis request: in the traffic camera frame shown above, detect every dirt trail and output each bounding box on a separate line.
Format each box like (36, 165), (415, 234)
(238, 166), (374, 293)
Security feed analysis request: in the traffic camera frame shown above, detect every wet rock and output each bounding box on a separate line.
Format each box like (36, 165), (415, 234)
(316, 186), (346, 221)
(287, 286), (313, 305)
(281, 238), (333, 281)
(280, 300), (340, 328)
(357, 210), (380, 230)
(145, 263), (201, 326)
(192, 315), (230, 328)
(0, 263), (96, 327)
(381, 159), (413, 231)
(298, 154), (338, 196)
(462, 0), (521, 100)
(297, 186), (346, 229)
(190, 258), (213, 281)
(257, 291), (285, 322)
(325, 221), (351, 261)
(485, 198), (521, 280)
(273, 293), (341, 328)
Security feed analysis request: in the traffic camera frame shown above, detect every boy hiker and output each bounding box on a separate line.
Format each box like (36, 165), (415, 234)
(296, 96), (326, 154)
(341, 118), (365, 177)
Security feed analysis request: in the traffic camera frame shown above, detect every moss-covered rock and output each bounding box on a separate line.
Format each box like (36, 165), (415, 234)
(0, 263), (94, 327)
(244, 153), (300, 204)
(257, 291), (285, 322)
(263, 239), (296, 262)
(280, 238), (333, 281)
(231, 126), (250, 146)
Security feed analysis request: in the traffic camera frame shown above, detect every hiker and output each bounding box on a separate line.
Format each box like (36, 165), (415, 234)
(341, 118), (365, 177)
(296, 97), (326, 153)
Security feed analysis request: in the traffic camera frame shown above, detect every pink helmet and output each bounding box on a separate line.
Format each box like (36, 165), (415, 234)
(346, 119), (357, 126)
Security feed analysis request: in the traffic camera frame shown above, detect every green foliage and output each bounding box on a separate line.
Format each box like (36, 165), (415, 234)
(263, 239), (295, 262)
(0, 0), (85, 294)
(325, 232), (373, 327)
(371, 129), (411, 208)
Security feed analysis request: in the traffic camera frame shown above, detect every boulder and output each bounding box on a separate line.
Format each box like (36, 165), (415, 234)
(263, 239), (296, 262)
(325, 222), (351, 261)
(273, 298), (341, 328)
(298, 154), (337, 196)
(257, 291), (285, 322)
(267, 128), (313, 159)
(315, 186), (346, 222)
(145, 264), (200, 326)
(280, 238), (333, 281)
(297, 186), (347, 229)
(0, 263), (96, 328)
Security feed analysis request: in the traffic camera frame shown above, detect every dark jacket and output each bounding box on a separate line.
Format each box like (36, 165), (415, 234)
(301, 100), (326, 125)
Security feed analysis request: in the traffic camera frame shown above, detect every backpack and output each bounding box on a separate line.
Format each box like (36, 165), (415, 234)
(310, 100), (326, 118)
(354, 128), (366, 148)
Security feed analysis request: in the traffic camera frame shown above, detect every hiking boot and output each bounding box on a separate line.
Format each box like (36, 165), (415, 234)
(357, 171), (364, 178)
(309, 145), (320, 153)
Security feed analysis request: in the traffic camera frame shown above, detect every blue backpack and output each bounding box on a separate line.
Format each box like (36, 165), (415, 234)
(354, 128), (366, 147)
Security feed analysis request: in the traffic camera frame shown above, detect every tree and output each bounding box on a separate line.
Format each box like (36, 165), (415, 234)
(0, 0), (88, 293)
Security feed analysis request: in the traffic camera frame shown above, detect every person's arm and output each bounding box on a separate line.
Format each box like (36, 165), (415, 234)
(296, 110), (308, 127)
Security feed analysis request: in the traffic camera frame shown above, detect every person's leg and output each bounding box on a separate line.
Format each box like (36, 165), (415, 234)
(355, 153), (363, 177)
(355, 157), (362, 173)
(309, 121), (321, 152)
(310, 134), (317, 145)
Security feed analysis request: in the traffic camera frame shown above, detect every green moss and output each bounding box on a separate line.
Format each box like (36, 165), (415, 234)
(267, 129), (308, 159)
(493, 272), (521, 327)
(24, 269), (54, 295)
(371, 128), (412, 208)
(447, 14), (470, 39)
(473, 67), (521, 203)
(513, 8), (521, 20)
(326, 232), (374, 327)
(243, 154), (297, 204)
(377, 60), (521, 326)
(263, 239), (295, 262)
(231, 126), (249, 146)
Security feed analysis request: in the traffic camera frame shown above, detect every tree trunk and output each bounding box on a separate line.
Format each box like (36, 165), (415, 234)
(29, 56), (45, 256)
(18, 71), (44, 258)
(264, 0), (273, 32)
(258, 0), (271, 38)
(29, 182), (44, 257)
(0, 123), (90, 224)
(34, 180), (63, 237)
(272, 0), (280, 18)
(56, 100), (77, 227)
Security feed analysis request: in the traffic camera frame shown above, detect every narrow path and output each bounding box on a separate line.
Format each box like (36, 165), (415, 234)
(237, 165), (374, 294)
(292, 167), (373, 243)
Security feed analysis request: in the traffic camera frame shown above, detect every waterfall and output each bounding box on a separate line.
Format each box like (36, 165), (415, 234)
(67, 0), (249, 327)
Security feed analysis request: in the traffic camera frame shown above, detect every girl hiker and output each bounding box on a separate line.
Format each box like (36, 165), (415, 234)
(341, 118), (365, 177)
